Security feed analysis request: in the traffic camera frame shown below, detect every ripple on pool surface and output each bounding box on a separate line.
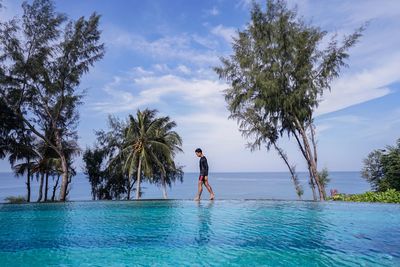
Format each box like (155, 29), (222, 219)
(0, 200), (399, 266)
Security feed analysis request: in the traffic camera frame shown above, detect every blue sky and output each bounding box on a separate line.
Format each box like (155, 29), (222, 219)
(1, 0), (399, 172)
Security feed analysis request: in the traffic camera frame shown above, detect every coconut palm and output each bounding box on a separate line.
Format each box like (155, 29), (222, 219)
(9, 134), (37, 202)
(12, 160), (35, 202)
(121, 109), (180, 200)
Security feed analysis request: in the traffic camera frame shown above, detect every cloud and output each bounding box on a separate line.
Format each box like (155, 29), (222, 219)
(90, 68), (286, 172)
(337, 0), (400, 26)
(105, 27), (221, 66)
(315, 108), (400, 146)
(236, 0), (256, 10)
(176, 64), (191, 74)
(91, 69), (226, 114)
(211, 24), (237, 44)
(315, 115), (366, 135)
(204, 6), (219, 16)
(191, 34), (218, 49)
(316, 53), (400, 116)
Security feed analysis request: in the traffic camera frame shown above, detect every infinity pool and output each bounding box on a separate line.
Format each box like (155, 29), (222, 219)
(0, 200), (399, 266)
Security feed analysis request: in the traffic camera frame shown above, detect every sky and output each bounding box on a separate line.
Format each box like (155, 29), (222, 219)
(1, 0), (399, 173)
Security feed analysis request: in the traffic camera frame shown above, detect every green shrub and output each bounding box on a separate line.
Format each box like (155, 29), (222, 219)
(329, 189), (400, 203)
(5, 196), (26, 204)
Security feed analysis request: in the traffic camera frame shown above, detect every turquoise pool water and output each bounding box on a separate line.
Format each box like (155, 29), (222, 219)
(0, 200), (399, 266)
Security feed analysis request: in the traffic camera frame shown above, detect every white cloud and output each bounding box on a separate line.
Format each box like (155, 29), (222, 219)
(204, 6), (219, 16)
(91, 69), (291, 172)
(105, 27), (220, 66)
(191, 33), (218, 49)
(339, 0), (400, 26)
(315, 115), (366, 135)
(176, 64), (191, 74)
(211, 24), (237, 44)
(316, 53), (400, 116)
(92, 71), (226, 114)
(153, 64), (171, 72)
(236, 0), (255, 10)
(131, 66), (154, 76)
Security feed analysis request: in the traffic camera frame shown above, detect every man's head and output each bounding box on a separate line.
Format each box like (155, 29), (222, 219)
(195, 148), (203, 157)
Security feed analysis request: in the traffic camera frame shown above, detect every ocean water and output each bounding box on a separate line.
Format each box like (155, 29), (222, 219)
(0, 200), (399, 266)
(0, 172), (370, 202)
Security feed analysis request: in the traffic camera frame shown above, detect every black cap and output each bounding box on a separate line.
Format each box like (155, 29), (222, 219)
(195, 148), (202, 153)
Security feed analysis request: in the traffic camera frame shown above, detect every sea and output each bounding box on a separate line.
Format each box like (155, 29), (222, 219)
(0, 171), (370, 202)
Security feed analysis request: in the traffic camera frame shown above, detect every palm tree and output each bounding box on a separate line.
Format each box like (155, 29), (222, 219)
(12, 160), (35, 202)
(121, 109), (179, 200)
(9, 135), (37, 202)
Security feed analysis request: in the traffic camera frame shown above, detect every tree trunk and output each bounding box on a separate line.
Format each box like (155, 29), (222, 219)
(44, 172), (49, 202)
(162, 174), (168, 199)
(273, 143), (302, 199)
(136, 157), (142, 200)
(310, 123), (318, 167)
(302, 136), (324, 200)
(58, 154), (69, 201)
(26, 160), (31, 203)
(310, 155), (325, 200)
(127, 175), (131, 200)
(52, 175), (60, 201)
(55, 130), (69, 202)
(37, 172), (44, 202)
(92, 185), (96, 200)
(308, 169), (317, 201)
(294, 118), (325, 200)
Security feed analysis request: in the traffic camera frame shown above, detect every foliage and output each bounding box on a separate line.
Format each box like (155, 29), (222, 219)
(120, 109), (183, 199)
(318, 167), (330, 199)
(0, 0), (104, 201)
(330, 189), (400, 204)
(362, 139), (400, 191)
(83, 147), (108, 200)
(5, 196), (26, 204)
(214, 0), (363, 200)
(0, 98), (25, 159)
(361, 150), (384, 191)
(83, 116), (129, 200)
(83, 110), (184, 200)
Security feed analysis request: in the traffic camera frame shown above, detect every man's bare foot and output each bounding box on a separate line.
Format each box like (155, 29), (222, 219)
(194, 196), (200, 201)
(210, 194), (215, 200)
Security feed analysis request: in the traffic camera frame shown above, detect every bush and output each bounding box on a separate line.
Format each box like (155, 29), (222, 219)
(5, 196), (26, 204)
(362, 138), (400, 191)
(329, 189), (400, 203)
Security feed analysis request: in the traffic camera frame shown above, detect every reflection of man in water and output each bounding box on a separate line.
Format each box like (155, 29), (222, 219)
(194, 148), (215, 201)
(195, 201), (214, 246)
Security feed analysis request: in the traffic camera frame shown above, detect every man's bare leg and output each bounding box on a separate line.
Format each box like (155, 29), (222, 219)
(204, 177), (215, 200)
(194, 180), (203, 201)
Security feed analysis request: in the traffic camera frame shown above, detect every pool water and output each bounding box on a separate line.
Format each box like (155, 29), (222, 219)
(0, 200), (399, 266)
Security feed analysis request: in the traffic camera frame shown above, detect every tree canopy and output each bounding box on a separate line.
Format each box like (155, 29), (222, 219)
(362, 139), (400, 192)
(215, 0), (363, 200)
(0, 0), (104, 201)
(83, 110), (184, 200)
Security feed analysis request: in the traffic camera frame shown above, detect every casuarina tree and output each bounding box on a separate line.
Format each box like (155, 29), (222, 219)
(215, 0), (364, 200)
(0, 0), (104, 201)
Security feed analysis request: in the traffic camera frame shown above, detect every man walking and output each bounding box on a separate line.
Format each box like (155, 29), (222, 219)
(194, 148), (215, 201)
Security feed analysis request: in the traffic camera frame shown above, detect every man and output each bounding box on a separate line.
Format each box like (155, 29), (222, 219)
(194, 148), (215, 201)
